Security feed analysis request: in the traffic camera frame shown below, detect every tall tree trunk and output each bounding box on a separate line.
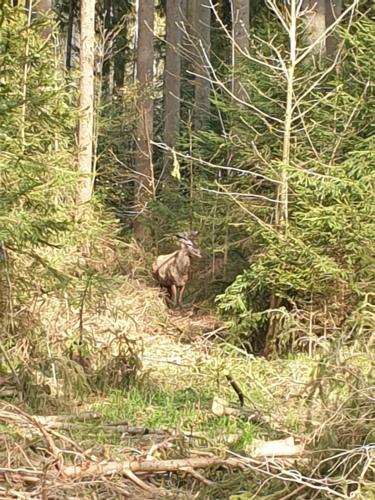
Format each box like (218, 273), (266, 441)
(304, 0), (326, 58)
(193, 0), (211, 130)
(163, 0), (182, 174)
(77, 0), (95, 209)
(134, 0), (154, 244)
(114, 25), (126, 90)
(326, 0), (342, 56)
(66, 0), (75, 70)
(232, 0), (249, 104)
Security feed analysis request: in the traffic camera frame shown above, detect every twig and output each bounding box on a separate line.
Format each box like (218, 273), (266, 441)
(225, 372), (245, 407)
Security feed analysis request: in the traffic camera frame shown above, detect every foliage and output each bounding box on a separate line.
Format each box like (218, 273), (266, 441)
(0, 6), (144, 405)
(209, 14), (375, 351)
(0, 5), (76, 251)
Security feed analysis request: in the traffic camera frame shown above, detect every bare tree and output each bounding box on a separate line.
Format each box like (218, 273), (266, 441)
(134, 0), (154, 243)
(201, 0), (359, 353)
(77, 0), (95, 208)
(163, 0), (182, 169)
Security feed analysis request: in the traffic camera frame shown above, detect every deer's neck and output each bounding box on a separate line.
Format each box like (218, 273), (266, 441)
(176, 248), (191, 273)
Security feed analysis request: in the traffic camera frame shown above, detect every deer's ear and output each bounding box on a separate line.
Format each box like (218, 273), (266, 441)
(176, 232), (189, 240)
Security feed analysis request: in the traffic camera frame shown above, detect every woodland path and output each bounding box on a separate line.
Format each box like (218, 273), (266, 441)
(138, 309), (225, 387)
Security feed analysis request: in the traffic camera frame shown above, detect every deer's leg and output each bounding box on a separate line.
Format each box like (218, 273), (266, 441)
(170, 284), (177, 307)
(164, 287), (173, 307)
(178, 285), (186, 307)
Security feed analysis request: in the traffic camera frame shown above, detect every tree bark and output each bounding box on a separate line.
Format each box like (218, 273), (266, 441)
(164, 0), (182, 166)
(304, 0), (326, 58)
(232, 0), (249, 104)
(326, 0), (342, 56)
(77, 0), (95, 209)
(193, 0), (211, 130)
(133, 0), (154, 244)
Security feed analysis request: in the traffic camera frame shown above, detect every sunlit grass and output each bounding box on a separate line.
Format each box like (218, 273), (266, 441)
(93, 383), (258, 452)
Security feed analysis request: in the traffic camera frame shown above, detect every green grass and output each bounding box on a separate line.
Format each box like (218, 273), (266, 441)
(93, 384), (259, 452)
(88, 347), (324, 453)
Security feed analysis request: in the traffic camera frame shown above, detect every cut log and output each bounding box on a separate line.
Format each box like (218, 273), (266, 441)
(252, 436), (304, 457)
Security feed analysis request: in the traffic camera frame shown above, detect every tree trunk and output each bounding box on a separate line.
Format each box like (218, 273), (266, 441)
(326, 0), (342, 56)
(163, 0), (182, 174)
(193, 0), (211, 130)
(232, 0), (249, 104)
(77, 0), (95, 209)
(133, 0), (154, 244)
(304, 0), (326, 58)
(182, 0), (196, 123)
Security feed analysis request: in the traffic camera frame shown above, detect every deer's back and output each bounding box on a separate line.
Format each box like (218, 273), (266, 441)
(152, 251), (189, 287)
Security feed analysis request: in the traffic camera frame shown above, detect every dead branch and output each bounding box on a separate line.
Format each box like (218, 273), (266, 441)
(62, 456), (242, 479)
(225, 372), (245, 407)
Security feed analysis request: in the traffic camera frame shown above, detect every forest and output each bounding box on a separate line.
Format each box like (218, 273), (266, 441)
(0, 0), (374, 497)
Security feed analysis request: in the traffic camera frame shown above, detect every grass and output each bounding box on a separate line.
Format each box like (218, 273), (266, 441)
(1, 330), (373, 499)
(1, 267), (373, 498)
(84, 343), (340, 458)
(93, 383), (259, 452)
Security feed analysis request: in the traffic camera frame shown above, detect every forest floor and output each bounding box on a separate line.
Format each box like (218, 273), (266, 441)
(77, 306), (316, 498)
(1, 282), (373, 499)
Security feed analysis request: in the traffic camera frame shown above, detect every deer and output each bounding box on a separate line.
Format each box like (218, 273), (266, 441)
(152, 231), (202, 307)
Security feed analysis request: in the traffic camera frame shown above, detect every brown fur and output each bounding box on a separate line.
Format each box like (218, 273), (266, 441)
(152, 234), (201, 307)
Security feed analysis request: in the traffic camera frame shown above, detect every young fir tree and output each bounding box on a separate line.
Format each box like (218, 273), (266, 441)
(0, 5), (76, 320)
(181, 2), (374, 353)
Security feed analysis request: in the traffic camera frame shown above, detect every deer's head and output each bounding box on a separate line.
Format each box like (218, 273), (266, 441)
(176, 231), (202, 258)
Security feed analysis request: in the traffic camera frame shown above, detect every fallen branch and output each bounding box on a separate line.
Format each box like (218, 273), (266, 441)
(62, 456), (243, 479)
(0, 407), (101, 428)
